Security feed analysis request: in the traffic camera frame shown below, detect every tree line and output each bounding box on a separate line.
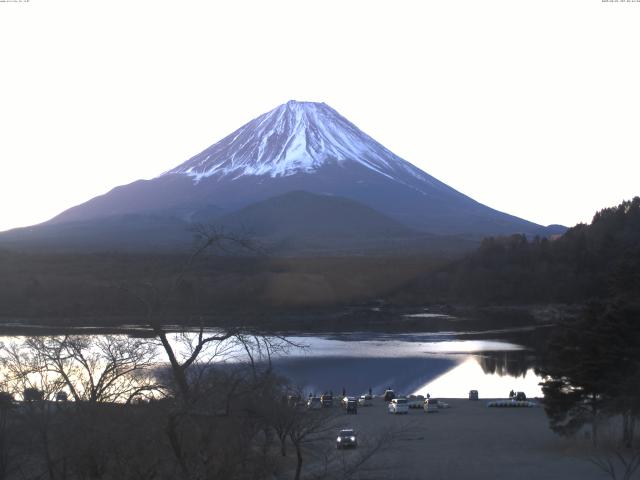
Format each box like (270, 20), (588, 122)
(400, 197), (640, 305)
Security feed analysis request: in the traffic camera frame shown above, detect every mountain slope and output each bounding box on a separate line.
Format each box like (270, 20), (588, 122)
(44, 100), (553, 237)
(0, 191), (478, 255)
(214, 190), (439, 254)
(0, 100), (563, 253)
(217, 190), (414, 238)
(0, 214), (193, 252)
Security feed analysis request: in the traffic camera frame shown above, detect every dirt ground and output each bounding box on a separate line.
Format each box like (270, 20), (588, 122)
(321, 397), (605, 480)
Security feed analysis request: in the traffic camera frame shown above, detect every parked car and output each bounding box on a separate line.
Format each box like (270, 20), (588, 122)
(341, 395), (357, 406)
(320, 393), (333, 407)
(287, 395), (302, 407)
(432, 399), (449, 409)
(23, 388), (44, 402)
(423, 398), (440, 413)
(346, 398), (358, 414)
(469, 390), (479, 400)
(336, 429), (357, 449)
(388, 398), (409, 414)
(358, 394), (372, 406)
(408, 395), (425, 409)
(55, 391), (68, 402)
(307, 397), (322, 410)
(515, 392), (527, 401)
(383, 389), (396, 402)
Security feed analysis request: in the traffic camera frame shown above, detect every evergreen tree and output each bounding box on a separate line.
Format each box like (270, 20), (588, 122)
(537, 302), (640, 445)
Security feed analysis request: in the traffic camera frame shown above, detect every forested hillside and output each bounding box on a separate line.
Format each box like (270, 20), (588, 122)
(399, 197), (640, 305)
(0, 251), (442, 324)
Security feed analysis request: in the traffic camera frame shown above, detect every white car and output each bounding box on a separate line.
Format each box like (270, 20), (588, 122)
(358, 394), (373, 406)
(388, 398), (409, 414)
(341, 396), (356, 408)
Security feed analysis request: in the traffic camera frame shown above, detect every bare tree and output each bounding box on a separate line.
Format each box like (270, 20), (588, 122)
(0, 341), (62, 480)
(286, 409), (339, 480)
(121, 225), (261, 402)
(19, 335), (162, 404)
(587, 423), (640, 480)
(0, 340), (65, 402)
(590, 450), (640, 480)
(118, 227), (319, 480)
(0, 335), (164, 480)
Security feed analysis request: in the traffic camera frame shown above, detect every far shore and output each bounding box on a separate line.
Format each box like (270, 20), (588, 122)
(0, 303), (578, 337)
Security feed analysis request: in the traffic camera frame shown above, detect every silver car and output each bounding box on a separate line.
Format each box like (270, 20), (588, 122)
(388, 397), (409, 414)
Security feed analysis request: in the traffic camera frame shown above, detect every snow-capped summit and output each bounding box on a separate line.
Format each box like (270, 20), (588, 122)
(164, 100), (430, 186)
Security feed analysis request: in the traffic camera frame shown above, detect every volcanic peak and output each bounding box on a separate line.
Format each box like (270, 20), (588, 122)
(164, 100), (429, 184)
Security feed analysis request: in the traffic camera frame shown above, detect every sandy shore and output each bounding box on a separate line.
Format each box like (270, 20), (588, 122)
(321, 397), (603, 480)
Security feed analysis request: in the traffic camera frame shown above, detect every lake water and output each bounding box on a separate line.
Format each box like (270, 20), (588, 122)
(0, 326), (545, 401)
(271, 332), (544, 399)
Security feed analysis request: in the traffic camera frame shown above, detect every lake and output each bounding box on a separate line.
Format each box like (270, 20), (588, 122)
(0, 323), (546, 401)
(270, 331), (544, 399)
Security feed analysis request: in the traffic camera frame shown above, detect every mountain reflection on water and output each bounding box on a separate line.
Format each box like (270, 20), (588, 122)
(271, 334), (544, 399)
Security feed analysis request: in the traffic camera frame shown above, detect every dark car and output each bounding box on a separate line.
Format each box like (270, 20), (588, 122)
(336, 429), (357, 449)
(346, 399), (358, 414)
(307, 397), (322, 410)
(321, 393), (333, 407)
(383, 389), (395, 402)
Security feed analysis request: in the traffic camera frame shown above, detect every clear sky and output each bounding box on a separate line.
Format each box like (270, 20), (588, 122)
(1, 0), (638, 232)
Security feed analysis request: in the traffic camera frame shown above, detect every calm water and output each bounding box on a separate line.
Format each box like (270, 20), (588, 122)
(271, 332), (544, 399)
(0, 327), (545, 400)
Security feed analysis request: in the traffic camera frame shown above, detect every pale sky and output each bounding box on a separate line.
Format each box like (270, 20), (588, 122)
(1, 0), (639, 232)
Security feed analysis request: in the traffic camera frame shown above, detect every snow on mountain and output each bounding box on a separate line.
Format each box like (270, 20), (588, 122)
(164, 100), (438, 191)
(19, 99), (556, 245)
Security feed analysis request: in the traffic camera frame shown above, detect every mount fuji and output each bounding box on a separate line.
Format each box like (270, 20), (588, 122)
(1, 101), (562, 253)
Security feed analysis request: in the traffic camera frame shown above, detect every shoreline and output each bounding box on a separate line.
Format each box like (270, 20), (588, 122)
(0, 303), (576, 336)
